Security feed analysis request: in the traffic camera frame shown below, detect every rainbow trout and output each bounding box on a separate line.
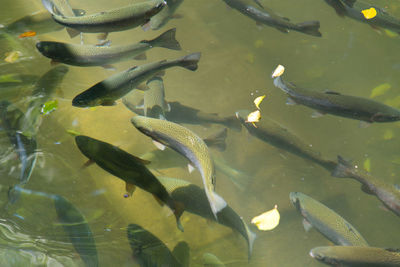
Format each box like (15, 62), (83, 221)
(290, 192), (368, 246)
(130, 115), (227, 219)
(273, 75), (400, 123)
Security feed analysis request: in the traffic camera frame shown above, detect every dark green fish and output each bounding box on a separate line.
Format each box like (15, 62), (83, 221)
(42, 0), (166, 36)
(236, 110), (337, 173)
(158, 176), (256, 260)
(222, 0), (321, 37)
(310, 246), (400, 267)
(324, 0), (400, 33)
(123, 91), (242, 131)
(290, 192), (368, 246)
(130, 115), (227, 219)
(0, 101), (37, 185)
(150, 0), (184, 30)
(36, 28), (181, 67)
(22, 65), (69, 135)
(273, 76), (400, 122)
(127, 224), (185, 267)
(143, 76), (170, 120)
(54, 195), (99, 267)
(72, 52), (200, 107)
(333, 156), (400, 217)
(74, 135), (184, 231)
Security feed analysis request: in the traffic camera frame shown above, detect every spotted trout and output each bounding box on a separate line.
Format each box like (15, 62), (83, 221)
(310, 246), (400, 267)
(236, 110), (337, 173)
(290, 192), (368, 246)
(74, 135), (184, 231)
(72, 52), (201, 107)
(273, 75), (400, 123)
(222, 0), (321, 37)
(36, 28), (181, 67)
(130, 115), (227, 219)
(333, 156), (400, 217)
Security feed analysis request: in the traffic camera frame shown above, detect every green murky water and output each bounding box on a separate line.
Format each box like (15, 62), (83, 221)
(0, 0), (400, 266)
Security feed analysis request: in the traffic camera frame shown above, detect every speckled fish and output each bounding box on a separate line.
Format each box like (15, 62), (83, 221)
(158, 176), (256, 260)
(127, 224), (185, 267)
(273, 76), (400, 122)
(236, 110), (337, 173)
(333, 156), (400, 217)
(72, 52), (200, 107)
(42, 0), (166, 36)
(54, 194), (99, 267)
(324, 0), (400, 33)
(22, 66), (69, 135)
(310, 246), (400, 267)
(130, 115), (227, 219)
(222, 0), (321, 37)
(144, 76), (170, 119)
(74, 135), (184, 231)
(36, 28), (181, 67)
(290, 192), (368, 246)
(123, 92), (242, 131)
(150, 0), (184, 30)
(0, 101), (37, 185)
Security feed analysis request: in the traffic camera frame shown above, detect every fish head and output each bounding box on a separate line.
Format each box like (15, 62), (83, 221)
(36, 41), (67, 60)
(130, 115), (156, 136)
(75, 135), (104, 160)
(371, 112), (400, 122)
(289, 192), (302, 211)
(72, 90), (101, 107)
(309, 247), (340, 265)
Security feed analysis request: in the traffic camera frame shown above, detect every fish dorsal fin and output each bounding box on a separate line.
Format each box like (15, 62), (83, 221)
(324, 90), (341, 95)
(342, 0), (356, 7)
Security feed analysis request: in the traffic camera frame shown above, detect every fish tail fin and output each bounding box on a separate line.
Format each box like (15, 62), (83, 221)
(210, 192), (227, 220)
(331, 155), (351, 178)
(173, 201), (185, 232)
(296, 21), (322, 37)
(147, 28), (182, 51)
(203, 128), (228, 152)
(178, 52), (201, 71)
(243, 221), (256, 261)
(225, 115), (243, 131)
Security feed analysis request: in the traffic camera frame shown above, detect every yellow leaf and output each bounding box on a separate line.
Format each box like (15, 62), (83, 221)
(254, 95), (266, 109)
(384, 29), (398, 38)
(251, 205), (280, 231)
(383, 129), (394, 140)
(363, 158), (371, 172)
(361, 7), (377, 19)
(370, 83), (391, 98)
(4, 51), (21, 63)
(271, 64), (285, 78)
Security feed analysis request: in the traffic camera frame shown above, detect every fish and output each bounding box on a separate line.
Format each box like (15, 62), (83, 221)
(130, 115), (227, 219)
(310, 246), (400, 266)
(158, 176), (256, 260)
(236, 110), (337, 173)
(72, 52), (201, 107)
(273, 75), (400, 123)
(123, 92), (242, 131)
(36, 28), (181, 67)
(222, 0), (321, 37)
(74, 135), (184, 231)
(290, 192), (368, 246)
(127, 224), (186, 267)
(42, 0), (166, 37)
(333, 156), (400, 217)
(324, 0), (400, 34)
(150, 0), (184, 30)
(0, 101), (37, 185)
(144, 76), (170, 119)
(22, 66), (69, 135)
(54, 194), (99, 267)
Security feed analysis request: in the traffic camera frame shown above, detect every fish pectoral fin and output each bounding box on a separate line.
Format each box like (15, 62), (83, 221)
(187, 164), (195, 173)
(302, 218), (313, 232)
(361, 184), (374, 195)
(152, 140), (166, 151)
(125, 183), (136, 197)
(135, 83), (148, 91)
(324, 90), (341, 95)
(311, 111), (325, 118)
(286, 97), (297, 105)
(141, 21), (151, 32)
(66, 28), (80, 38)
(100, 100), (117, 106)
(97, 32), (109, 41)
(81, 159), (95, 169)
(133, 53), (147, 60)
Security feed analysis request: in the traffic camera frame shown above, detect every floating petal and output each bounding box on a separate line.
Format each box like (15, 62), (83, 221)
(254, 95), (266, 109)
(41, 100), (58, 115)
(271, 65), (285, 78)
(370, 83), (391, 98)
(246, 110), (261, 125)
(361, 7), (377, 19)
(19, 31), (36, 38)
(251, 205), (280, 231)
(363, 158), (371, 172)
(4, 51), (21, 63)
